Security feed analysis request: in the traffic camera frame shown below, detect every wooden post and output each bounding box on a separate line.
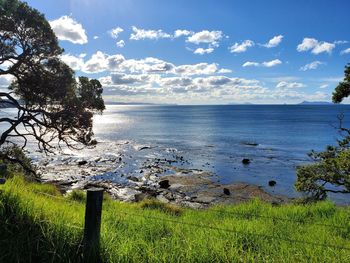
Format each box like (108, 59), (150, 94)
(83, 188), (104, 262)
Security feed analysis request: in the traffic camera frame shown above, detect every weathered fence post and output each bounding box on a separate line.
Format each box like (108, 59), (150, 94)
(83, 188), (104, 262)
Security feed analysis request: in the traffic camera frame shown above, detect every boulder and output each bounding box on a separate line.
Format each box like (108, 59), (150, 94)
(242, 158), (251, 165)
(223, 188), (231, 195)
(268, 180), (276, 187)
(159, 179), (170, 189)
(77, 160), (88, 166)
(127, 176), (140, 182)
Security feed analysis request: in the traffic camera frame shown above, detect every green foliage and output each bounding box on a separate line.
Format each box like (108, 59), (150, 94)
(296, 63), (350, 200)
(0, 145), (36, 178)
(1, 176), (350, 262)
(0, 0), (105, 154)
(67, 190), (86, 203)
(140, 199), (183, 216)
(78, 77), (105, 112)
(296, 149), (350, 200)
(332, 64), (350, 103)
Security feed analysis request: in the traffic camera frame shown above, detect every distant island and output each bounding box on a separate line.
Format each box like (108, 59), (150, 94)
(105, 101), (177, 106)
(298, 101), (334, 105)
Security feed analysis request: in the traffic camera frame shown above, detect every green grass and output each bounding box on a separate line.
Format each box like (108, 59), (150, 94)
(1, 175), (350, 262)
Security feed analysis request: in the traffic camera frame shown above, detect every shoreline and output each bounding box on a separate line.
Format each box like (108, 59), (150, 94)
(34, 140), (289, 208)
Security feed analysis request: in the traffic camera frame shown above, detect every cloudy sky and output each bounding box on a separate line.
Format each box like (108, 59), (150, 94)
(12, 0), (350, 104)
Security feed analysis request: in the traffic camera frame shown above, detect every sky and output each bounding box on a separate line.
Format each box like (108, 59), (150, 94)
(7, 0), (350, 104)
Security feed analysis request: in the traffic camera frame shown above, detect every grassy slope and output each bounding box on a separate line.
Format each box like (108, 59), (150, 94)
(0, 176), (350, 263)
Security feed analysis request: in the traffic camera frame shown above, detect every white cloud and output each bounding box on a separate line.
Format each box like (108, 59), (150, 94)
(0, 74), (14, 88)
(187, 30), (223, 45)
(319, 84), (329, 89)
(174, 29), (192, 38)
(262, 35), (283, 48)
(118, 57), (174, 74)
(60, 54), (85, 70)
(74, 51), (231, 76)
(229, 40), (254, 53)
(116, 40), (125, 48)
(49, 16), (88, 44)
(262, 59), (282, 67)
(297, 38), (335, 54)
(300, 61), (325, 71)
(93, 36), (99, 40)
(130, 26), (172, 40)
(340, 47), (350, 55)
(312, 42), (335, 54)
(175, 63), (220, 76)
(218, 68), (232, 74)
(193, 47), (214, 55)
(242, 61), (260, 67)
(297, 38), (319, 52)
(334, 40), (348, 44)
(80, 53), (125, 73)
(109, 27), (124, 39)
(276, 81), (306, 89)
(243, 59), (282, 68)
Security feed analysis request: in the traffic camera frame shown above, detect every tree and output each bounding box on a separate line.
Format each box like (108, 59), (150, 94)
(0, 0), (105, 174)
(295, 64), (350, 200)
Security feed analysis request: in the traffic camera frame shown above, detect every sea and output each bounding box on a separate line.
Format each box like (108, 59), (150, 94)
(93, 104), (350, 203)
(1, 104), (350, 203)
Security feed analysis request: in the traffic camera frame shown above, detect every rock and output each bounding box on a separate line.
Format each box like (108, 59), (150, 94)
(268, 180), (276, 187)
(182, 201), (204, 209)
(134, 193), (149, 202)
(242, 158), (251, 165)
(194, 195), (216, 204)
(159, 180), (170, 189)
(168, 183), (183, 191)
(137, 145), (151, 151)
(156, 194), (169, 203)
(78, 160), (88, 166)
(109, 187), (140, 202)
(149, 175), (158, 181)
(223, 188), (231, 195)
(127, 176), (140, 182)
(243, 142), (259, 146)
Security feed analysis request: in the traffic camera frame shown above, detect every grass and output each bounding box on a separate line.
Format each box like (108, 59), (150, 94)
(1, 175), (350, 262)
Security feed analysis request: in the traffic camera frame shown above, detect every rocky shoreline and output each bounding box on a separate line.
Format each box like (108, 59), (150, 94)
(33, 140), (289, 208)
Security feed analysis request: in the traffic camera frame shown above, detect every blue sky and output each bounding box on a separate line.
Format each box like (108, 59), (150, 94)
(23, 0), (350, 104)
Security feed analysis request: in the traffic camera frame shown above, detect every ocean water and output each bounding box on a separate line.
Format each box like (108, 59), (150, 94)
(1, 104), (350, 203)
(93, 104), (350, 203)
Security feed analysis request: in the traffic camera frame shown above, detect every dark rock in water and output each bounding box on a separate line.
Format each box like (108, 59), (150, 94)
(268, 180), (276, 187)
(140, 170), (143, 174)
(242, 158), (251, 165)
(138, 146), (151, 151)
(243, 142), (259, 146)
(127, 176), (140, 182)
(118, 157), (122, 162)
(78, 160), (88, 166)
(159, 180), (170, 189)
(223, 188), (230, 195)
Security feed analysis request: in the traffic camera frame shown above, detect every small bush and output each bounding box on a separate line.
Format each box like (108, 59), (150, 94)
(67, 190), (86, 203)
(140, 199), (182, 216)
